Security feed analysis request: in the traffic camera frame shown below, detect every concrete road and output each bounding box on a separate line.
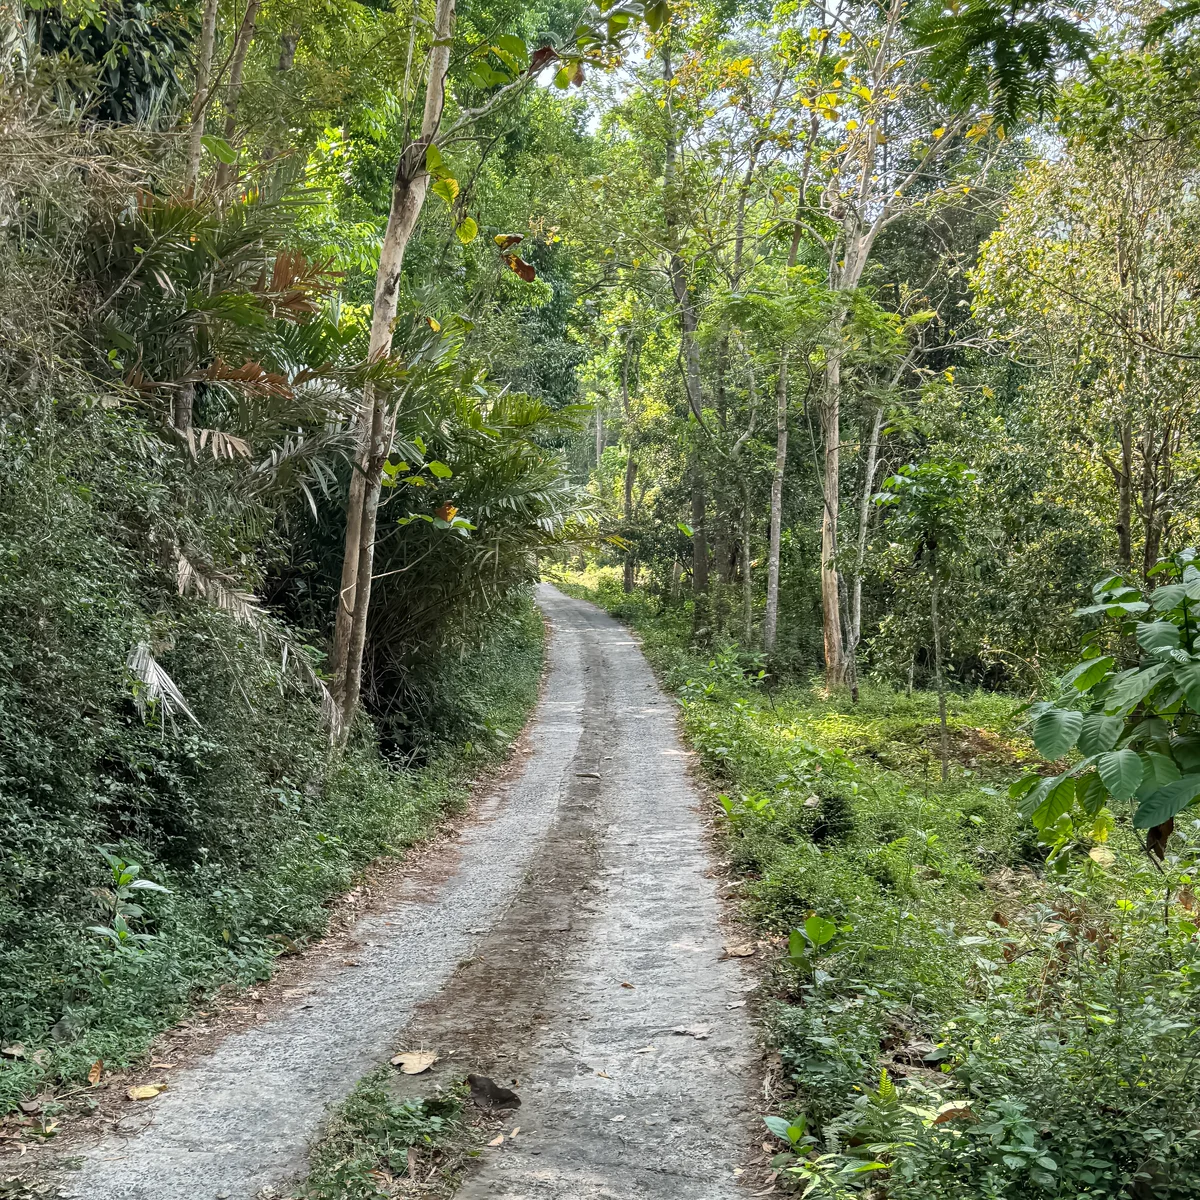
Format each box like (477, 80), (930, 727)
(59, 584), (755, 1199)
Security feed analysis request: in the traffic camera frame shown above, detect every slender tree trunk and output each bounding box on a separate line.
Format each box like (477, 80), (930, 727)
(1117, 418), (1133, 570)
(215, 0), (262, 190)
(622, 451), (637, 593)
(846, 401), (884, 700)
(330, 0), (455, 739)
(763, 351), (789, 655)
(821, 349), (845, 686)
(595, 403), (605, 466)
(930, 545), (949, 783)
(619, 344), (637, 592)
(174, 0), (220, 433)
(690, 461), (711, 642)
(741, 480), (753, 644)
(183, 0), (220, 198)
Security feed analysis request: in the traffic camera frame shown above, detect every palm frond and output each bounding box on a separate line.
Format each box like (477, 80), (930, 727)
(126, 641), (200, 726)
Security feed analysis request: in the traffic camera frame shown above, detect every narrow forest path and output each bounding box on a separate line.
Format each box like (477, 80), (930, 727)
(58, 585), (756, 1200)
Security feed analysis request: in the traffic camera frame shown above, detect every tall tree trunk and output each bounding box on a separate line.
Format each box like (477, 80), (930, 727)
(763, 219), (804, 658)
(1117, 418), (1133, 570)
(690, 463), (711, 640)
(763, 352), (789, 655)
(821, 348), (845, 686)
(595, 403), (605, 466)
(620, 343), (637, 592)
(330, 0), (455, 740)
(183, 0), (220, 199)
(215, 0), (262, 190)
(622, 451), (638, 593)
(930, 544), (949, 783)
(846, 401), (884, 700)
(741, 480), (753, 644)
(174, 0), (220, 433)
(662, 43), (708, 636)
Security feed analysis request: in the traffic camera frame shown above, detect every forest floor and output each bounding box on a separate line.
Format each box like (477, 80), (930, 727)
(16, 585), (760, 1200)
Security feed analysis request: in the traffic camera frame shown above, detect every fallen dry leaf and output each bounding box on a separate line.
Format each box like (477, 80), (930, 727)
(633, 1045), (655, 1054)
(488, 1134), (505, 1147)
(620, 982), (635, 989)
(511, 1126), (521, 1137)
(148, 1061), (176, 1069)
(933, 1105), (976, 1125)
(127, 1083), (166, 1101)
(1088, 846), (1116, 867)
(672, 1025), (712, 1040)
(390, 1051), (438, 1075)
(723, 943), (756, 958)
(1, 1044), (25, 1059)
(596, 1070), (611, 1079)
(611, 1113), (626, 1122)
(17, 1101), (40, 1115)
(87, 1060), (103, 1086)
(727, 1000), (747, 1009)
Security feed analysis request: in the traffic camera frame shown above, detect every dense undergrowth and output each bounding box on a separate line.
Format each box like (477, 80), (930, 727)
(0, 405), (544, 1116)
(553, 567), (1200, 1200)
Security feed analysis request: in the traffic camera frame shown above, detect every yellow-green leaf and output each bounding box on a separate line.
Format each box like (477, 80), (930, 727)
(456, 217), (479, 245)
(432, 177), (459, 205)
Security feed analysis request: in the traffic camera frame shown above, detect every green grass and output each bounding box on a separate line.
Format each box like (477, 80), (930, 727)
(298, 1070), (475, 1199)
(551, 566), (1200, 1200)
(0, 603), (544, 1118)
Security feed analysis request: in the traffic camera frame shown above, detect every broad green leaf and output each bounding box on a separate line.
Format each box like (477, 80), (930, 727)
(788, 928), (806, 962)
(1032, 707), (1082, 759)
(1076, 772), (1108, 816)
(1137, 621), (1181, 652)
(1031, 777), (1075, 831)
(1018, 773), (1059, 818)
(456, 217), (479, 245)
(427, 460), (453, 479)
(1009, 774), (1039, 800)
(425, 143), (445, 173)
(432, 177), (459, 205)
(677, 521), (694, 537)
(1061, 656), (1113, 692)
(1172, 735), (1200, 772)
(201, 134), (236, 164)
(764, 1115), (796, 1141)
(1152, 583), (1187, 612)
(803, 914), (836, 948)
(1103, 664), (1172, 715)
(494, 33), (529, 66)
(1096, 749), (1143, 800)
(645, 0), (669, 30)
(1137, 750), (1180, 797)
(1173, 660), (1200, 710)
(1077, 713), (1123, 755)
(1133, 774), (1200, 829)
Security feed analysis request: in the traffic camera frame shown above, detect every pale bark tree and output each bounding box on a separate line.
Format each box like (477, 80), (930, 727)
(798, 0), (985, 685)
(215, 0), (262, 190)
(329, 0), (456, 738)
